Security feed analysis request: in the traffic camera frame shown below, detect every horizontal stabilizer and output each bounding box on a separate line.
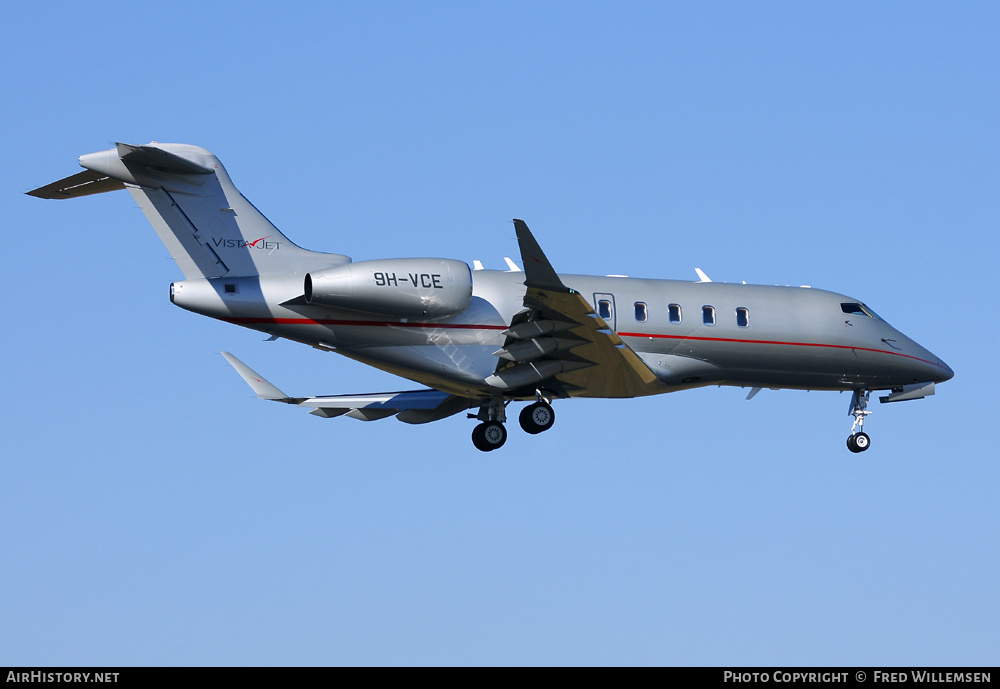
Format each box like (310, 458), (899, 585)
(26, 169), (125, 199)
(115, 142), (214, 175)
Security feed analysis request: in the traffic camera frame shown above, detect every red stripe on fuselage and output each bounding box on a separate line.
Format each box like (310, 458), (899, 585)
(222, 316), (508, 330)
(220, 317), (944, 369)
(617, 330), (946, 369)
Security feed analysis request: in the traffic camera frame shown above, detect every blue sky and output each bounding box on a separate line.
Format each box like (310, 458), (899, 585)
(2, 2), (997, 665)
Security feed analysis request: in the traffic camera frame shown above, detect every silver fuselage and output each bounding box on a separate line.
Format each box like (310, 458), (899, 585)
(171, 269), (953, 400)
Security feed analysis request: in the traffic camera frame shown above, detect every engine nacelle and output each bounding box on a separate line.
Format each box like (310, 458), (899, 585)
(304, 258), (473, 319)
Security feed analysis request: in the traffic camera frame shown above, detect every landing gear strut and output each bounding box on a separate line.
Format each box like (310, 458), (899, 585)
(847, 390), (872, 453)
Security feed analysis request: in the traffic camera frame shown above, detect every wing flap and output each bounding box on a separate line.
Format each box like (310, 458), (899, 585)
(518, 286), (661, 397)
(303, 389), (468, 422)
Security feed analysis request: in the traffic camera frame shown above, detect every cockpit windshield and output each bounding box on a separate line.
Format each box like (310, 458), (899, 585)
(841, 302), (883, 321)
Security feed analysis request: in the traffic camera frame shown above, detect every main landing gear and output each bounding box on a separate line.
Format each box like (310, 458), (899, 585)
(847, 389), (872, 453)
(470, 395), (509, 452)
(470, 395), (555, 451)
(519, 401), (555, 434)
(472, 420), (507, 452)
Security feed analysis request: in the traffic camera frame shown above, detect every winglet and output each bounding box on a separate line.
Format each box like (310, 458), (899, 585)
(221, 351), (290, 400)
(513, 219), (568, 291)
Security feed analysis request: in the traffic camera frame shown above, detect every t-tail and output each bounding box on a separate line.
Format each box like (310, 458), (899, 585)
(28, 142), (349, 278)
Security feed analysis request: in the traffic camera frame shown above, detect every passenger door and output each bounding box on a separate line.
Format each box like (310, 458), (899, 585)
(593, 292), (617, 331)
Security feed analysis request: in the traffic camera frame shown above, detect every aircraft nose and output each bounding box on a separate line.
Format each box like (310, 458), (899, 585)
(893, 331), (953, 384)
(910, 345), (953, 384)
(934, 358), (954, 383)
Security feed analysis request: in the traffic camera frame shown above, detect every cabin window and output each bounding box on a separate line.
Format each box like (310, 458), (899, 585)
(634, 302), (647, 322)
(668, 303), (682, 324)
(598, 299), (612, 320)
(703, 305), (716, 326)
(736, 307), (749, 327)
(224, 283), (238, 294)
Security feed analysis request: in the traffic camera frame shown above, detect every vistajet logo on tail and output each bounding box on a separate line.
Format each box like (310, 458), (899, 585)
(212, 236), (281, 250)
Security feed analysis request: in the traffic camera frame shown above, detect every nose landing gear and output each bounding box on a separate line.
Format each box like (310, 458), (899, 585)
(847, 390), (872, 453)
(847, 431), (871, 453)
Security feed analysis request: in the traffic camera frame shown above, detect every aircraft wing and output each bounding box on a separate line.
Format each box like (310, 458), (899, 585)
(221, 352), (473, 424)
(487, 221), (664, 398)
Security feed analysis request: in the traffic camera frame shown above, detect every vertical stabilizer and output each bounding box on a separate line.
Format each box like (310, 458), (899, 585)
(32, 142), (350, 279)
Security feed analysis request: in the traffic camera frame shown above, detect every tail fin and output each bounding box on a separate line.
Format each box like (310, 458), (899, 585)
(29, 142), (349, 278)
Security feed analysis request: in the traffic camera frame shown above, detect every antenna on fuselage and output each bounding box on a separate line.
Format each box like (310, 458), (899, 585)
(503, 257), (522, 272)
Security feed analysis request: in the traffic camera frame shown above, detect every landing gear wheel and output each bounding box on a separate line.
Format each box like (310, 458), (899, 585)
(519, 402), (555, 435)
(854, 432), (870, 452)
(472, 421), (507, 452)
(847, 432), (871, 453)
